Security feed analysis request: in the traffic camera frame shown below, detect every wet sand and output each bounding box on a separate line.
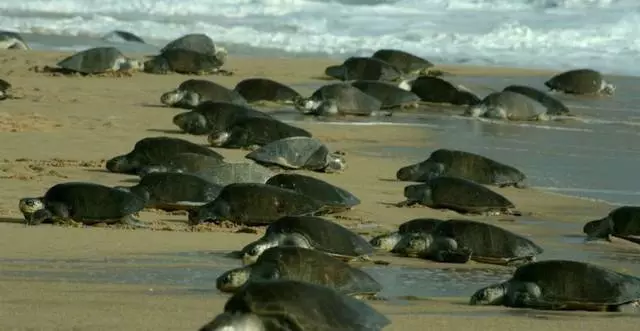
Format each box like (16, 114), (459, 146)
(0, 49), (639, 330)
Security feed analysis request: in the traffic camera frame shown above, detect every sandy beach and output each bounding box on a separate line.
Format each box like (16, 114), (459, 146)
(0, 49), (639, 330)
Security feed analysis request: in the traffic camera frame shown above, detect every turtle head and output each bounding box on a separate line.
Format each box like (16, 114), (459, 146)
(317, 99), (340, 116)
(106, 154), (137, 174)
(142, 56), (169, 74)
(584, 216), (613, 241)
(324, 64), (346, 80)
(213, 45), (228, 65)
(187, 200), (230, 226)
(369, 231), (403, 252)
(464, 104), (488, 118)
(582, 219), (601, 235)
(324, 152), (347, 173)
(397, 79), (413, 91)
(395, 233), (433, 257)
(199, 312), (266, 331)
(469, 283), (507, 306)
(241, 239), (277, 265)
(207, 130), (231, 147)
(18, 197), (49, 225)
(293, 96), (322, 114)
(600, 80), (615, 96)
(215, 266), (252, 293)
(483, 106), (509, 120)
(173, 111), (209, 135)
(116, 57), (144, 72)
(0, 36), (30, 50)
(403, 184), (433, 205)
(396, 161), (445, 182)
(160, 89), (186, 107)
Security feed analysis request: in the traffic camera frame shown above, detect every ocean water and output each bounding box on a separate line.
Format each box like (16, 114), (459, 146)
(2, 0), (640, 75)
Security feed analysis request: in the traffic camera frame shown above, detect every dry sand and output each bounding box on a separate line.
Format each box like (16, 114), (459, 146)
(0, 49), (638, 330)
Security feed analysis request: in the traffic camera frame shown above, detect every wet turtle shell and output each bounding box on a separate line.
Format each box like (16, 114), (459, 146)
(351, 80), (420, 109)
(161, 33), (220, 56)
(371, 49), (434, 74)
(266, 173), (360, 211)
(194, 162), (274, 186)
(216, 246), (382, 297)
(207, 117), (312, 149)
(544, 69), (614, 95)
(143, 48), (224, 75)
(370, 218), (444, 252)
(245, 136), (346, 173)
(584, 206), (640, 241)
(400, 176), (518, 215)
(200, 280), (390, 331)
(138, 152), (226, 177)
(410, 76), (480, 105)
(396, 148), (527, 188)
(234, 78), (302, 103)
(187, 183), (327, 226)
(325, 56), (403, 82)
(0, 31), (29, 49)
(466, 91), (548, 121)
(57, 47), (135, 74)
(305, 83), (383, 116)
(398, 218), (444, 234)
(105, 136), (224, 175)
(503, 85), (570, 116)
(172, 101), (272, 135)
(161, 79), (247, 109)
(101, 30), (145, 43)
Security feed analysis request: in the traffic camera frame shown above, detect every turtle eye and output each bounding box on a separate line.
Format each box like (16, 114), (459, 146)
(25, 199), (36, 207)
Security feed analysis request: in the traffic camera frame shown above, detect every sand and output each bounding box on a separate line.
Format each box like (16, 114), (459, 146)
(0, 49), (638, 330)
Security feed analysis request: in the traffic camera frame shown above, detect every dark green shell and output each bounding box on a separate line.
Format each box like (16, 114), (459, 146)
(266, 173), (360, 210)
(544, 69), (604, 95)
(503, 85), (569, 115)
(371, 49), (433, 74)
(234, 78), (301, 103)
(410, 76), (480, 105)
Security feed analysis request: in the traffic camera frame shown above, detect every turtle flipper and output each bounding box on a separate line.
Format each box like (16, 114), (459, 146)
(505, 281), (543, 308)
(24, 208), (54, 225)
(119, 215), (149, 229)
(395, 199), (418, 208)
(431, 248), (472, 264)
(616, 301), (640, 313)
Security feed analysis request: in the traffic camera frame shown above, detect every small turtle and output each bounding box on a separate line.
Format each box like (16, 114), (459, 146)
(137, 152), (226, 177)
(396, 148), (527, 188)
(371, 49), (434, 75)
(18, 182), (146, 227)
(101, 30), (145, 44)
(106, 136), (224, 175)
(0, 31), (29, 50)
(469, 259), (640, 312)
(172, 101), (271, 135)
(544, 69), (615, 95)
(161, 33), (226, 62)
(216, 246), (382, 299)
(397, 176), (520, 216)
(194, 162), (275, 186)
(115, 172), (222, 211)
(293, 83), (388, 117)
(207, 117), (312, 149)
(503, 85), (570, 116)
(143, 48), (227, 75)
(234, 78), (302, 104)
(266, 173), (360, 211)
(245, 136), (346, 173)
(465, 91), (549, 121)
(395, 219), (543, 266)
(410, 76), (480, 105)
(240, 216), (374, 265)
(351, 80), (420, 109)
(369, 218), (444, 252)
(160, 79), (247, 109)
(187, 183), (327, 226)
(54, 47), (143, 75)
(325, 56), (404, 82)
(199, 280), (390, 331)
(0, 78), (11, 100)
(584, 206), (640, 242)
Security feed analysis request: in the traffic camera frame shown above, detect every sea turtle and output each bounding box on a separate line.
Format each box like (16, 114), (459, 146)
(465, 91), (549, 121)
(583, 206), (640, 242)
(234, 78), (302, 104)
(544, 69), (615, 95)
(293, 83), (388, 117)
(410, 76), (480, 105)
(397, 176), (520, 216)
(216, 246), (382, 299)
(161, 33), (226, 61)
(469, 259), (640, 312)
(0, 31), (30, 50)
(369, 218), (444, 252)
(143, 48), (228, 75)
(394, 219), (543, 266)
(115, 172), (222, 211)
(371, 49), (434, 75)
(106, 136), (224, 175)
(207, 117), (312, 149)
(137, 152), (226, 177)
(324, 56), (404, 83)
(0, 78), (11, 100)
(193, 162), (275, 186)
(18, 182), (146, 227)
(240, 215), (375, 264)
(160, 79), (247, 109)
(187, 183), (327, 226)
(245, 136), (346, 173)
(503, 85), (570, 115)
(172, 101), (271, 135)
(266, 173), (360, 211)
(101, 30), (145, 44)
(53, 47), (143, 75)
(395, 148), (527, 188)
(198, 280), (390, 331)
(351, 80), (420, 109)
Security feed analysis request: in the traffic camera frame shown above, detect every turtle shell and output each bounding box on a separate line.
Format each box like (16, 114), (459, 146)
(161, 33), (218, 55)
(0, 78), (10, 91)
(503, 85), (570, 115)
(245, 137), (331, 171)
(398, 218), (444, 234)
(371, 49), (434, 74)
(43, 182), (145, 222)
(410, 76), (480, 105)
(139, 152), (226, 176)
(57, 47), (126, 74)
(173, 101), (271, 135)
(129, 172), (222, 210)
(158, 48), (223, 74)
(266, 173), (360, 210)
(194, 162), (274, 186)
(509, 260), (640, 306)
(234, 78), (301, 103)
(474, 91), (547, 121)
(351, 80), (420, 109)
(265, 216), (374, 258)
(220, 280), (390, 331)
(325, 56), (403, 82)
(212, 117), (312, 149)
(177, 79), (247, 105)
(249, 246), (381, 296)
(598, 206), (640, 236)
(544, 69), (604, 95)
(432, 219), (543, 264)
(101, 30), (145, 44)
(310, 83), (382, 116)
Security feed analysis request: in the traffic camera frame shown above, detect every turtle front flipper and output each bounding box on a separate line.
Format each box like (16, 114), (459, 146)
(24, 208), (55, 225)
(119, 215), (149, 229)
(395, 199), (418, 207)
(505, 281), (544, 308)
(432, 247), (472, 264)
(616, 301), (640, 313)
